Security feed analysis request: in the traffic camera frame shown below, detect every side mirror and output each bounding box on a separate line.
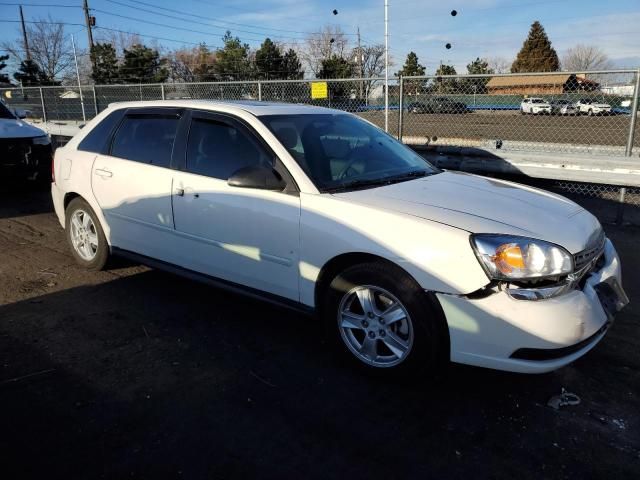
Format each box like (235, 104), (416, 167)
(228, 165), (286, 191)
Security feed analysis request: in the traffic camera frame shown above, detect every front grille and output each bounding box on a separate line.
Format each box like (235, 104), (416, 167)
(0, 138), (32, 166)
(574, 230), (605, 271)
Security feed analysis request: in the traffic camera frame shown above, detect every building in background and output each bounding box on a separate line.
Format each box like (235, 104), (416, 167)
(486, 74), (599, 95)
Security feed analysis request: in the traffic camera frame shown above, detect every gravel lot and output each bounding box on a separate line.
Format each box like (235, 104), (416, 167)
(1, 184), (639, 479)
(360, 110), (640, 149)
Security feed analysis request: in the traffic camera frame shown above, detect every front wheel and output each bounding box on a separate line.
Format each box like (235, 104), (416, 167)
(322, 261), (447, 376)
(65, 197), (109, 270)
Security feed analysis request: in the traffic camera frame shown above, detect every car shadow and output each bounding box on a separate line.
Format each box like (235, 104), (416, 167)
(1, 266), (637, 478)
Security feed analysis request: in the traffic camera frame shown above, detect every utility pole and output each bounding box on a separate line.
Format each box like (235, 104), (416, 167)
(71, 34), (86, 122)
(357, 26), (363, 100)
(83, 0), (94, 50)
(19, 6), (31, 60)
(384, 0), (389, 132)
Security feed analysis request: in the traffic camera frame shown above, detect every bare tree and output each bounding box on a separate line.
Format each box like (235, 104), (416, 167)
(562, 44), (613, 72)
(486, 56), (510, 74)
(94, 30), (142, 56)
(301, 25), (350, 76)
(2, 15), (75, 82)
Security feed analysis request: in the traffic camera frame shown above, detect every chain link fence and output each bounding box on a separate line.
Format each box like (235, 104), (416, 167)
(2, 70), (639, 211)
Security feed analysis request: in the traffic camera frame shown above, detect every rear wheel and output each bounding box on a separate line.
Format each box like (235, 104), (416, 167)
(65, 197), (109, 270)
(588, 108), (594, 116)
(322, 261), (447, 376)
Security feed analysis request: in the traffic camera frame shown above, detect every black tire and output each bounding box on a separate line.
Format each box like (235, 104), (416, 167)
(322, 261), (448, 376)
(65, 197), (109, 270)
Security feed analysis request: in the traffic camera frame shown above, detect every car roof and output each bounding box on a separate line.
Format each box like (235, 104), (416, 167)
(106, 99), (339, 116)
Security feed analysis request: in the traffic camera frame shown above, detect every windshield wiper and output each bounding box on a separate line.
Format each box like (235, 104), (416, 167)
(324, 177), (394, 192)
(324, 170), (435, 193)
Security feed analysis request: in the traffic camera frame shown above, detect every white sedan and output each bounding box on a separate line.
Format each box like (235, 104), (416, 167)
(51, 100), (628, 376)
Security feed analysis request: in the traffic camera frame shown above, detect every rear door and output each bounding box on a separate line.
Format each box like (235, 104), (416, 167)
(171, 110), (301, 301)
(91, 108), (182, 258)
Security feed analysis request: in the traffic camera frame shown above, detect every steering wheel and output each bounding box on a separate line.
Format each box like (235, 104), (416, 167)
(336, 145), (371, 180)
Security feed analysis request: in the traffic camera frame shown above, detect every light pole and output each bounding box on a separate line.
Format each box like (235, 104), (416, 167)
(384, 0), (389, 132)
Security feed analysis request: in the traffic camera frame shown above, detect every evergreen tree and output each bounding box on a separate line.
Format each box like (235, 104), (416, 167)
(282, 48), (303, 80)
(396, 52), (426, 96)
(255, 38), (283, 80)
(191, 43), (216, 82)
(318, 55), (354, 79)
(434, 64), (458, 93)
(214, 31), (252, 80)
(396, 51), (425, 77)
(13, 59), (49, 86)
(119, 44), (168, 83)
(511, 21), (559, 73)
(464, 57), (493, 93)
(90, 43), (119, 84)
(0, 54), (10, 84)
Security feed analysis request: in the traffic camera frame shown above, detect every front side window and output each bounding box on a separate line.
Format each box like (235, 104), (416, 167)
(260, 114), (438, 191)
(110, 115), (179, 168)
(185, 118), (272, 180)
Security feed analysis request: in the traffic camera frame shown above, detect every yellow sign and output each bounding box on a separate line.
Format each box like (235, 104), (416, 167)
(310, 81), (328, 100)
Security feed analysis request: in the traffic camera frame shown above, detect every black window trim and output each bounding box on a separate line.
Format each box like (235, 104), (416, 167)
(107, 107), (184, 169)
(179, 108), (299, 195)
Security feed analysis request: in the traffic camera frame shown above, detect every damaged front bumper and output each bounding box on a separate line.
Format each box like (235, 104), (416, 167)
(437, 238), (628, 373)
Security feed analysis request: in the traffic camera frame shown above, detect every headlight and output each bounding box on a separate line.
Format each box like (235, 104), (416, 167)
(32, 135), (51, 145)
(471, 234), (573, 281)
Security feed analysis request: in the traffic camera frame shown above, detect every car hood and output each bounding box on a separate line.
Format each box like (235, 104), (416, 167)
(0, 118), (46, 139)
(333, 171), (601, 253)
(592, 103), (611, 108)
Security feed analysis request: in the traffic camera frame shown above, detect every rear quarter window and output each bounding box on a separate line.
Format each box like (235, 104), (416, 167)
(77, 110), (124, 154)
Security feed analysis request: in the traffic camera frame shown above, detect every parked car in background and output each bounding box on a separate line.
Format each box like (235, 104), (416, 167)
(0, 100), (52, 183)
(520, 97), (551, 115)
(575, 99), (612, 116)
(52, 100), (627, 377)
(550, 99), (578, 116)
(406, 97), (468, 114)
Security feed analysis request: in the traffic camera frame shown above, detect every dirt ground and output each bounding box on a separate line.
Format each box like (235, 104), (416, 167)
(1, 183), (639, 480)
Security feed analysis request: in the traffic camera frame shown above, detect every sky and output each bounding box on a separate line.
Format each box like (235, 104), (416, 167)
(1, 0), (639, 75)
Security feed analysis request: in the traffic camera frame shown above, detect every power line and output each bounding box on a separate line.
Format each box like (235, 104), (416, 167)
(115, 0), (331, 37)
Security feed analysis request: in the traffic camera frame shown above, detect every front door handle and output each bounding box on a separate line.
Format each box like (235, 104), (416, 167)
(94, 168), (112, 178)
(175, 187), (185, 197)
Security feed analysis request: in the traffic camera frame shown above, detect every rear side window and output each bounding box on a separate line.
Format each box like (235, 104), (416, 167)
(110, 115), (179, 168)
(185, 118), (272, 180)
(78, 110), (123, 153)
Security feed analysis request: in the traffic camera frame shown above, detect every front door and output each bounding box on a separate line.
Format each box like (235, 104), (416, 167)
(171, 111), (301, 301)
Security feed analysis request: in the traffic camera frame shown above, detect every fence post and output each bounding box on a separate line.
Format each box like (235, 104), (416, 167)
(39, 87), (47, 123)
(92, 86), (98, 116)
(617, 69), (640, 224)
(397, 75), (404, 141)
(624, 69), (640, 157)
(161, 84), (165, 100)
(258, 81), (262, 101)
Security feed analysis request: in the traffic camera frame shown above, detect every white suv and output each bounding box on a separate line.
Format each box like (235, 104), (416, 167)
(575, 99), (612, 116)
(51, 100), (628, 376)
(520, 97), (551, 114)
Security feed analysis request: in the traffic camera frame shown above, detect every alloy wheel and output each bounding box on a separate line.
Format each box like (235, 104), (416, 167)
(69, 209), (99, 261)
(338, 285), (414, 368)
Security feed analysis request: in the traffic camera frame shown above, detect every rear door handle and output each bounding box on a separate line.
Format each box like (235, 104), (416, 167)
(94, 168), (112, 178)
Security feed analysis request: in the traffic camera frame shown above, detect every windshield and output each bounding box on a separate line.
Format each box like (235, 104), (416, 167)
(0, 102), (16, 119)
(260, 113), (438, 191)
